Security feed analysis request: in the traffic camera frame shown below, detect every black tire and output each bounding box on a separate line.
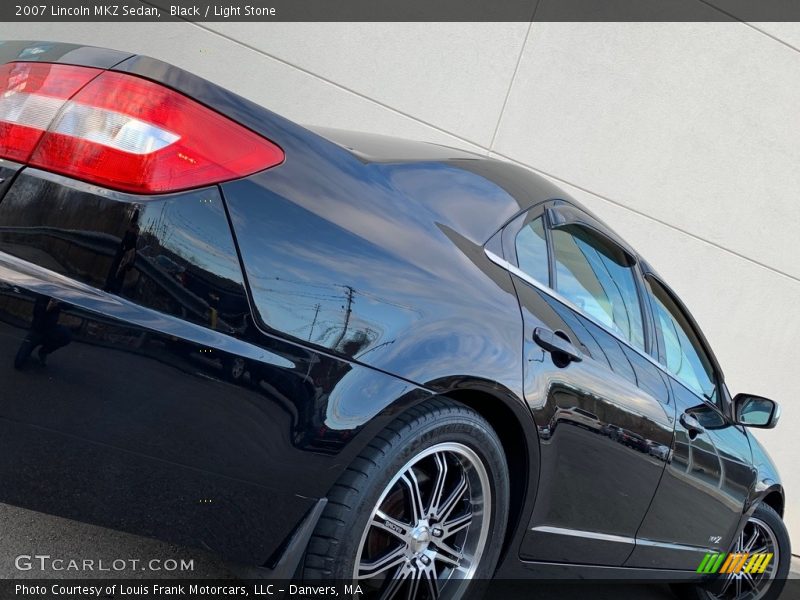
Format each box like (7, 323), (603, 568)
(303, 398), (510, 598)
(671, 503), (791, 600)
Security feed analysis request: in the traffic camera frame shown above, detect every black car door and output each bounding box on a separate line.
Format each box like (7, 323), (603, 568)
(626, 274), (755, 570)
(490, 201), (675, 566)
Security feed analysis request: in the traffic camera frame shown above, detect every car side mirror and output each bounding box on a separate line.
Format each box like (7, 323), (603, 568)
(733, 394), (780, 429)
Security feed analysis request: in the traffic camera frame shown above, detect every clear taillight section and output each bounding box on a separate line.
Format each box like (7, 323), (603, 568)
(0, 62), (101, 163)
(0, 61), (284, 194)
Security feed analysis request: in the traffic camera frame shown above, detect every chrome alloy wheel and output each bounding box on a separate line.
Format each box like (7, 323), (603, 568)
(711, 517), (779, 600)
(354, 442), (491, 600)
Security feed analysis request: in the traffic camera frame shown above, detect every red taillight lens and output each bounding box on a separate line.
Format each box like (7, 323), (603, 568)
(0, 62), (284, 194)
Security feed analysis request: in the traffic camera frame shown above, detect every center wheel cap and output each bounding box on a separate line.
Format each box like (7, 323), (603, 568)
(409, 524), (432, 554)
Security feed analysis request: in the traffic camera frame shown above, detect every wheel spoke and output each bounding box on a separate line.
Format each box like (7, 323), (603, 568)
(422, 567), (440, 600)
(742, 571), (757, 591)
(428, 453), (449, 518)
(743, 528), (760, 553)
(433, 552), (462, 568)
(400, 469), (426, 524)
(381, 563), (413, 600)
(718, 572), (735, 596)
(372, 510), (411, 542)
(431, 539), (465, 568)
(404, 570), (420, 600)
(442, 512), (472, 538)
(358, 546), (407, 579)
(435, 472), (468, 522)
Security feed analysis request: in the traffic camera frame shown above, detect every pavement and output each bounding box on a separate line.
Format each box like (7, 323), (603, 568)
(0, 503), (237, 580)
(0, 503), (797, 598)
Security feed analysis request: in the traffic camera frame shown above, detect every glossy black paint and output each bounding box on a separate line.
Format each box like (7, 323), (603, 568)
(500, 203), (674, 566)
(0, 41), (784, 579)
(0, 40), (132, 69)
(0, 168), (430, 565)
(627, 381), (753, 569)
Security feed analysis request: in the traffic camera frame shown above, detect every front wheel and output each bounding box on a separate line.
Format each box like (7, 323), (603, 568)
(303, 398), (510, 600)
(673, 503), (791, 600)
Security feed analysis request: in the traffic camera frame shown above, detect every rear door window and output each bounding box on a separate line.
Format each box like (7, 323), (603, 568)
(551, 225), (645, 351)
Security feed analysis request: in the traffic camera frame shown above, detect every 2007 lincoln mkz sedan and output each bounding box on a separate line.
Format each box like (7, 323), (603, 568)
(0, 41), (790, 600)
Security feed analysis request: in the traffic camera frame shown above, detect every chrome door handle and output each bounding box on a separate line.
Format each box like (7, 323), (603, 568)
(680, 412), (705, 437)
(533, 327), (582, 364)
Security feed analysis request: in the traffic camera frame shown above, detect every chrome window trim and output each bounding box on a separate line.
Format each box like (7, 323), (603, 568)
(486, 248), (668, 375)
(487, 247), (727, 418)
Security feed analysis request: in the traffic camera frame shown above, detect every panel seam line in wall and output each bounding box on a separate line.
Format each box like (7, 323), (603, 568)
(739, 22), (800, 54)
(175, 17), (492, 152)
(489, 1), (538, 151)
(699, 0), (800, 53)
(491, 149), (800, 287)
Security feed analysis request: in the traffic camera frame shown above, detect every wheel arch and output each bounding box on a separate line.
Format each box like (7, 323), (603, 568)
(436, 384), (540, 565)
(760, 487), (785, 518)
(326, 374), (541, 571)
(746, 431), (785, 519)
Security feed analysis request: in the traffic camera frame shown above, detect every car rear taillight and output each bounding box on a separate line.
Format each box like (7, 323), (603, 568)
(0, 61), (284, 194)
(0, 63), (101, 163)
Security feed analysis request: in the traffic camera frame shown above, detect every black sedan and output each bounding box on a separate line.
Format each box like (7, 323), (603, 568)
(0, 41), (790, 600)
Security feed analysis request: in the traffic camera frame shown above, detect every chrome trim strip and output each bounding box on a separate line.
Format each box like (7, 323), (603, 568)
(529, 526), (713, 553)
(635, 538), (713, 553)
(485, 248), (667, 373)
(530, 525), (635, 546)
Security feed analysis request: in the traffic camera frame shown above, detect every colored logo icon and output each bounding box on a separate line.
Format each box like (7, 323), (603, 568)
(697, 552), (773, 574)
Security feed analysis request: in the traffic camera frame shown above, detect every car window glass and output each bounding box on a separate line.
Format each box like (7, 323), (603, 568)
(552, 226), (645, 351)
(648, 280), (717, 403)
(514, 216), (549, 285)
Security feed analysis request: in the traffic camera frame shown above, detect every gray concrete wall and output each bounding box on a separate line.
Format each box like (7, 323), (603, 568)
(2, 19), (798, 549)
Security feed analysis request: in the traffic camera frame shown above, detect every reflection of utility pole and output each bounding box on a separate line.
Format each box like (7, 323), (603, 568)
(332, 286), (354, 350)
(308, 303), (320, 341)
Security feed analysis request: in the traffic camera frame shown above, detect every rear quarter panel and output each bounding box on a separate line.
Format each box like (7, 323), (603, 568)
(0, 42), (544, 567)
